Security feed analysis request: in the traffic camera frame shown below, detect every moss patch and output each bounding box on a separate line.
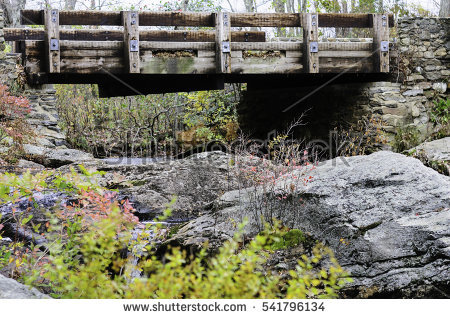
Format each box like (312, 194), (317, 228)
(271, 229), (306, 250)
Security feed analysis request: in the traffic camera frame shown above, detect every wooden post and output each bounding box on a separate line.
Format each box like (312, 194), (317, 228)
(372, 13), (389, 73)
(215, 12), (231, 74)
(302, 13), (319, 73)
(122, 11), (140, 73)
(44, 9), (60, 73)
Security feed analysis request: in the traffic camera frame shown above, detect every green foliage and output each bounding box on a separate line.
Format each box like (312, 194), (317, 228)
(55, 84), (183, 157)
(55, 84), (241, 156)
(271, 229), (307, 250)
(430, 98), (449, 127)
(393, 126), (421, 153)
(30, 213), (350, 299)
(181, 87), (240, 143)
(0, 162), (350, 299)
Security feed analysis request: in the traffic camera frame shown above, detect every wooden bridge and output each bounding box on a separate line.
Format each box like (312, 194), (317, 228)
(4, 10), (394, 97)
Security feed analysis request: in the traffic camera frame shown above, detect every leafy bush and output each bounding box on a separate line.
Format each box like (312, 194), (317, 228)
(31, 213), (350, 299)
(429, 98), (450, 139)
(0, 166), (351, 299)
(181, 87), (240, 143)
(393, 126), (421, 153)
(332, 116), (387, 157)
(0, 83), (33, 163)
(430, 98), (449, 126)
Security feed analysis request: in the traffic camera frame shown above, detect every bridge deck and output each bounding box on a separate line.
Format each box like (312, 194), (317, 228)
(5, 10), (394, 96)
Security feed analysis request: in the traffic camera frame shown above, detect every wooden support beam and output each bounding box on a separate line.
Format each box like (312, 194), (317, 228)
(21, 10), (215, 27)
(319, 13), (394, 28)
(302, 13), (319, 73)
(122, 11), (140, 73)
(4, 28), (265, 42)
(22, 10), (394, 28)
(372, 13), (389, 73)
(44, 9), (59, 73)
(230, 13), (301, 27)
(215, 12), (231, 74)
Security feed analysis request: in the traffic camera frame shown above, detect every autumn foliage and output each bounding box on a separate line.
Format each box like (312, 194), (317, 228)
(0, 84), (33, 162)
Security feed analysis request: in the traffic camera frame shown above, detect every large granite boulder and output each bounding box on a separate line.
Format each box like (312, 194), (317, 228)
(77, 152), (239, 220)
(0, 274), (50, 299)
(169, 151), (450, 298)
(23, 144), (94, 168)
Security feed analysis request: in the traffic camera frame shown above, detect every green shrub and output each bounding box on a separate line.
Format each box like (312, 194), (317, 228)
(271, 229), (307, 250)
(429, 98), (450, 139)
(0, 166), (351, 299)
(32, 214), (350, 299)
(393, 126), (421, 152)
(430, 98), (449, 127)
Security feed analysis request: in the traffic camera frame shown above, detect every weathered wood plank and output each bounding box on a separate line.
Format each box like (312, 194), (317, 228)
(318, 42), (372, 51)
(21, 10), (215, 27)
(229, 12), (393, 28)
(216, 12), (232, 74)
(60, 40), (123, 50)
(23, 40), (372, 54)
(140, 56), (216, 74)
(231, 57), (303, 74)
(140, 41), (215, 50)
(319, 13), (394, 28)
(44, 9), (60, 73)
(319, 51), (371, 58)
(21, 10), (394, 28)
(123, 11), (140, 73)
(60, 49), (121, 57)
(60, 57), (124, 73)
(231, 42), (302, 51)
(372, 14), (390, 73)
(139, 11), (215, 26)
(230, 13), (301, 27)
(302, 13), (319, 73)
(5, 28), (266, 42)
(319, 57), (373, 73)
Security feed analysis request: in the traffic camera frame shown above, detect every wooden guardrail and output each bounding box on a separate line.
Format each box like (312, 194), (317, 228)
(5, 10), (394, 77)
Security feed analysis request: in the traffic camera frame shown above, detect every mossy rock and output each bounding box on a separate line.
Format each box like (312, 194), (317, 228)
(271, 229), (306, 250)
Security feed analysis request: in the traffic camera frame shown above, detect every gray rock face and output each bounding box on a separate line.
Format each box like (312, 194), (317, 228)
(0, 274), (50, 299)
(170, 151), (450, 297)
(23, 144), (94, 168)
(409, 137), (450, 175)
(85, 152), (239, 220)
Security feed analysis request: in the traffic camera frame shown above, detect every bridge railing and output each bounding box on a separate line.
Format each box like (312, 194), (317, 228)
(5, 10), (394, 77)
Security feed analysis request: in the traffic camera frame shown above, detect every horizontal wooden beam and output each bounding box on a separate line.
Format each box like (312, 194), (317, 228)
(232, 42), (302, 51)
(22, 40), (374, 56)
(4, 28), (265, 42)
(140, 41), (215, 50)
(21, 10), (394, 28)
(230, 13), (301, 27)
(318, 13), (394, 28)
(21, 10), (215, 27)
(228, 13), (394, 28)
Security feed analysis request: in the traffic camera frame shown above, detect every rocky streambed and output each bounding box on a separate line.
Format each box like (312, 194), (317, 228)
(1, 149), (449, 298)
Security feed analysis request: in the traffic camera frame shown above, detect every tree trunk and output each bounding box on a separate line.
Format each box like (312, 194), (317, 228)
(1, 0), (26, 27)
(273, 0), (286, 36)
(243, 0), (256, 13)
(65, 0), (77, 10)
(440, 0), (450, 17)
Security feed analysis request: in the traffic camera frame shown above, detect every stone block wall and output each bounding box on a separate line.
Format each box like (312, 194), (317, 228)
(0, 10), (65, 149)
(375, 17), (449, 138)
